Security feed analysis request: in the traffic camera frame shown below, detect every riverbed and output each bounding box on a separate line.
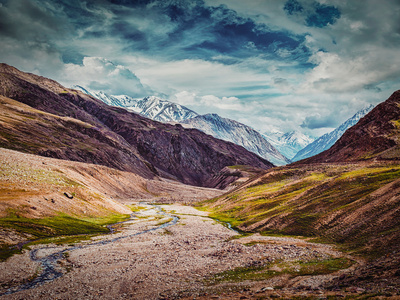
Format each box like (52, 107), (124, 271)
(0, 203), (356, 299)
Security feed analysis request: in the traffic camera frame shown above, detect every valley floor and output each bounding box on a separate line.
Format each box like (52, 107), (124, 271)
(0, 203), (387, 299)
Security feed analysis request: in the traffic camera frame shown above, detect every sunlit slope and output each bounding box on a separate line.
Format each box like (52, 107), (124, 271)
(200, 162), (400, 256)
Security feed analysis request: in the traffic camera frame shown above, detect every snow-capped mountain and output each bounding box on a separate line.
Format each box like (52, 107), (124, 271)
(72, 86), (198, 123)
(72, 85), (137, 107)
(264, 130), (314, 160)
(292, 104), (375, 162)
(180, 114), (291, 166)
(73, 85), (290, 165)
(120, 96), (198, 122)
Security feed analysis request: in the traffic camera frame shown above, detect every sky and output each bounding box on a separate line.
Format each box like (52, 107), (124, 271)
(1, 0), (400, 137)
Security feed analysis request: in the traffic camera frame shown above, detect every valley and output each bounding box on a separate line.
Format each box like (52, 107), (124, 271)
(0, 147), (398, 299)
(0, 65), (399, 299)
(0, 202), (366, 299)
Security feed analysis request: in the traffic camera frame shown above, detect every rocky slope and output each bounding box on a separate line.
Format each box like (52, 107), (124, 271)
(299, 92), (399, 163)
(293, 104), (375, 161)
(181, 114), (290, 166)
(0, 63), (273, 187)
(264, 130), (314, 160)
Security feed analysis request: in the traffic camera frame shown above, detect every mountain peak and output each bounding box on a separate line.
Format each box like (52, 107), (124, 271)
(264, 130), (314, 160)
(74, 88), (198, 123)
(292, 104), (375, 162)
(181, 114), (290, 166)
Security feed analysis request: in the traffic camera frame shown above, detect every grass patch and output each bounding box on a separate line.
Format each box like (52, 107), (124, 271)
(0, 212), (130, 261)
(159, 229), (173, 235)
(156, 217), (173, 226)
(0, 244), (21, 262)
(206, 257), (354, 285)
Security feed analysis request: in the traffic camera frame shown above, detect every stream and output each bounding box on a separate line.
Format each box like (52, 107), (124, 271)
(0, 204), (178, 296)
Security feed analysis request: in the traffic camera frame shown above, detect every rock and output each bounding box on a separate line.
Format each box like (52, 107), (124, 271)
(64, 192), (74, 199)
(261, 287), (274, 291)
(270, 292), (281, 298)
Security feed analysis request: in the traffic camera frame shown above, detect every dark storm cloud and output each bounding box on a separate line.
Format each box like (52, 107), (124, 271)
(83, 0), (312, 63)
(0, 0), (65, 40)
(306, 3), (341, 28)
(0, 0), (312, 69)
(284, 0), (304, 15)
(284, 0), (341, 28)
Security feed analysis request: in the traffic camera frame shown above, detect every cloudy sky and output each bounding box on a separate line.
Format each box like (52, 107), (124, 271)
(1, 0), (400, 137)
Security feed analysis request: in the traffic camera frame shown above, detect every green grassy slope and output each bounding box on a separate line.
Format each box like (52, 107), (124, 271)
(199, 162), (400, 257)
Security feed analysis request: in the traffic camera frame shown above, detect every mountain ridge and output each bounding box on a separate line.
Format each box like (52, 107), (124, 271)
(264, 130), (314, 160)
(73, 85), (198, 123)
(292, 104), (375, 161)
(180, 113), (291, 166)
(298, 91), (400, 163)
(75, 86), (290, 165)
(0, 63), (273, 188)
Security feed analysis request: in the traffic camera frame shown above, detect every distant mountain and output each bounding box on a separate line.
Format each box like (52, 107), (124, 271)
(75, 86), (289, 165)
(0, 63), (274, 188)
(180, 114), (291, 166)
(300, 92), (400, 163)
(121, 96), (199, 123)
(73, 86), (198, 123)
(264, 130), (314, 160)
(292, 104), (375, 162)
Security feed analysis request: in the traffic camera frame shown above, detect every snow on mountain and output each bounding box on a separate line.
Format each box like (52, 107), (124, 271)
(292, 104), (375, 162)
(181, 114), (291, 166)
(122, 96), (198, 123)
(264, 130), (315, 160)
(73, 85), (290, 165)
(72, 86), (198, 122)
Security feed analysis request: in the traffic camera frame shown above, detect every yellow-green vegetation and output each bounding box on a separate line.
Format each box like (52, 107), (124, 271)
(199, 163), (400, 257)
(206, 257), (353, 284)
(156, 217), (173, 226)
(126, 204), (146, 212)
(0, 211), (130, 261)
(159, 228), (173, 235)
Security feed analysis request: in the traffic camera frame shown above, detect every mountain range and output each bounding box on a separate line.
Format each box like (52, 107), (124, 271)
(292, 104), (375, 161)
(264, 130), (315, 160)
(73, 86), (291, 166)
(74, 86), (375, 166)
(300, 94), (399, 163)
(180, 114), (291, 166)
(73, 86), (198, 123)
(1, 63), (400, 294)
(0, 63), (273, 187)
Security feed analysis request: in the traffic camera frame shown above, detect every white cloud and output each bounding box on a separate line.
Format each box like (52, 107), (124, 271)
(172, 91), (250, 115)
(133, 58), (272, 97)
(62, 57), (152, 97)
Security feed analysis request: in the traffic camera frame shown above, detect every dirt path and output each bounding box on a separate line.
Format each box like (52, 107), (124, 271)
(0, 204), (362, 299)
